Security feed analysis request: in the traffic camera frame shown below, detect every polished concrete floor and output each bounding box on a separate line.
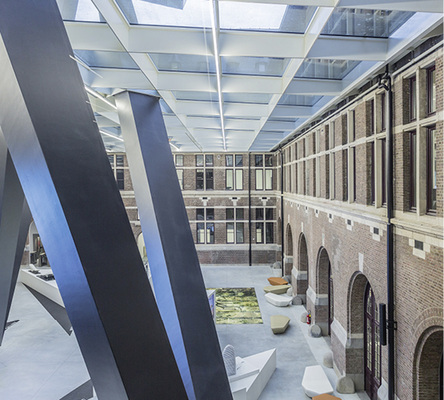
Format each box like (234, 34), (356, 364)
(0, 265), (368, 399)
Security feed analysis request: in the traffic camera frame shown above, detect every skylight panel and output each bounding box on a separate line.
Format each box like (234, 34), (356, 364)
(149, 53), (216, 73)
(74, 51), (139, 70)
(115, 0), (211, 27)
(224, 93), (272, 104)
(73, 0), (102, 22)
(278, 95), (323, 107)
(296, 59), (360, 80)
(222, 56), (290, 77)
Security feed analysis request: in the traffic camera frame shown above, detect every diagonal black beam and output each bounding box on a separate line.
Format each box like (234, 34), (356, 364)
(0, 1), (187, 399)
(0, 130), (31, 345)
(116, 91), (233, 400)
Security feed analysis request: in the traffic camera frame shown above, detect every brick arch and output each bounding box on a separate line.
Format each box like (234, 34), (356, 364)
(298, 233), (308, 273)
(291, 233), (309, 302)
(316, 247), (330, 295)
(311, 247), (331, 335)
(284, 223), (294, 275)
(277, 218), (282, 261)
(413, 326), (443, 400)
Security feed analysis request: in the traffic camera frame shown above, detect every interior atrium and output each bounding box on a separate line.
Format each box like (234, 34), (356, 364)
(0, 1), (442, 400)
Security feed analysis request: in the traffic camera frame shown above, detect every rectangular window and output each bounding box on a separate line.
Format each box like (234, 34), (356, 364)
(196, 169), (204, 190)
(381, 92), (386, 131)
(409, 131), (417, 210)
(226, 154), (233, 167)
(226, 222), (235, 244)
(409, 76), (416, 121)
(175, 154), (184, 166)
(235, 155), (243, 167)
(116, 155), (124, 167)
(235, 169), (243, 190)
(344, 150), (348, 202)
(177, 169), (184, 190)
(256, 222), (264, 243)
(266, 222), (274, 243)
(226, 169), (234, 190)
(206, 208), (214, 220)
(116, 169), (124, 190)
(196, 154), (204, 167)
(256, 169), (263, 190)
(265, 208), (273, 220)
(196, 208), (205, 220)
(256, 208), (264, 220)
(108, 155), (114, 166)
(369, 99), (375, 135)
(236, 208), (244, 220)
(427, 66), (436, 115)
(351, 110), (356, 141)
(381, 139), (386, 206)
(205, 155), (213, 167)
(265, 169), (273, 190)
(197, 223), (205, 244)
(427, 127), (436, 212)
(226, 208), (234, 220)
(352, 147), (357, 202)
(206, 169), (214, 190)
(206, 223), (215, 244)
(265, 154), (273, 167)
(255, 154), (263, 167)
(370, 142), (375, 204)
(236, 223), (244, 244)
(332, 153), (336, 199)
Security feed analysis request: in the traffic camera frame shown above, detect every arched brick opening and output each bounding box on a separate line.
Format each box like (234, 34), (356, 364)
(414, 326), (443, 400)
(291, 233), (309, 302)
(284, 224), (293, 276)
(277, 218), (282, 261)
(342, 272), (369, 391)
(311, 247), (331, 335)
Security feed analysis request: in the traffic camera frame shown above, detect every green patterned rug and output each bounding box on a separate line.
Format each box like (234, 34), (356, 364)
(212, 287), (263, 325)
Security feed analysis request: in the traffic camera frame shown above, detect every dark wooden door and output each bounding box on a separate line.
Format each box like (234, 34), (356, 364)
(364, 284), (381, 400)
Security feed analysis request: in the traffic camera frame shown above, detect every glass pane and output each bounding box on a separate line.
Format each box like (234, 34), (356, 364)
(173, 91), (219, 102)
(115, 0), (212, 28)
(278, 94), (323, 106)
(219, 3), (316, 33)
(226, 169), (234, 190)
(206, 223), (215, 244)
(227, 223), (235, 243)
(322, 9), (414, 38)
(255, 155), (263, 167)
(196, 154), (204, 166)
(74, 50), (138, 69)
(206, 208), (214, 220)
(196, 208), (205, 220)
(266, 208), (273, 220)
(61, 0), (103, 22)
(256, 208), (264, 220)
(226, 155), (233, 167)
(236, 223), (244, 244)
(197, 222), (205, 243)
(235, 155), (243, 167)
(224, 92), (273, 104)
(108, 155), (114, 166)
(116, 169), (124, 190)
(226, 208), (234, 220)
(265, 154), (273, 167)
(236, 208), (244, 220)
(150, 53), (216, 73)
(205, 155), (214, 166)
(206, 169), (214, 190)
(235, 169), (243, 190)
(265, 169), (273, 190)
(175, 154), (184, 166)
(196, 170), (204, 189)
(116, 155), (124, 167)
(222, 56), (290, 77)
(176, 169), (183, 189)
(256, 169), (264, 190)
(266, 222), (274, 243)
(296, 59), (360, 80)
(256, 222), (264, 243)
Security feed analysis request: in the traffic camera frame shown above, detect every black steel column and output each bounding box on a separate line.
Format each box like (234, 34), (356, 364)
(116, 91), (233, 400)
(0, 2), (187, 399)
(0, 131), (31, 345)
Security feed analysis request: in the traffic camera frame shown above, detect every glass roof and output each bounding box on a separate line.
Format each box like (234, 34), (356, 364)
(295, 59), (360, 80)
(60, 0), (104, 22)
(278, 95), (323, 107)
(224, 93), (273, 104)
(74, 50), (139, 69)
(222, 56), (290, 77)
(321, 8), (414, 38)
(150, 53), (216, 73)
(173, 91), (219, 102)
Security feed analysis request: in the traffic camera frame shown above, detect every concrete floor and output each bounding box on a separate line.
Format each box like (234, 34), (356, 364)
(0, 265), (368, 399)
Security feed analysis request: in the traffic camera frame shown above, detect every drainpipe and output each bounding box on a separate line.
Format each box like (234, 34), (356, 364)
(279, 148), (284, 276)
(248, 152), (252, 266)
(379, 67), (396, 400)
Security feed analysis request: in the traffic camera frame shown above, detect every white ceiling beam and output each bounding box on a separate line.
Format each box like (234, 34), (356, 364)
(271, 105), (313, 118)
(337, 0), (443, 13)
(224, 103), (270, 117)
(65, 22), (125, 51)
(219, 31), (305, 58)
(308, 36), (388, 60)
(221, 75), (282, 93)
(175, 101), (219, 116)
(89, 68), (154, 89)
(225, 119), (262, 130)
(286, 78), (343, 95)
(157, 72), (217, 92)
(185, 117), (221, 129)
(220, 0), (335, 5)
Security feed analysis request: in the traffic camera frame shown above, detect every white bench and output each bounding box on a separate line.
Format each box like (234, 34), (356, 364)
(264, 293), (292, 307)
(301, 365), (334, 398)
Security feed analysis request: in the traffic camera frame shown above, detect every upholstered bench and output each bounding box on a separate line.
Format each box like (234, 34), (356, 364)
(263, 285), (291, 295)
(264, 293), (292, 307)
(302, 365), (334, 398)
(270, 315), (290, 334)
(267, 277), (288, 286)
